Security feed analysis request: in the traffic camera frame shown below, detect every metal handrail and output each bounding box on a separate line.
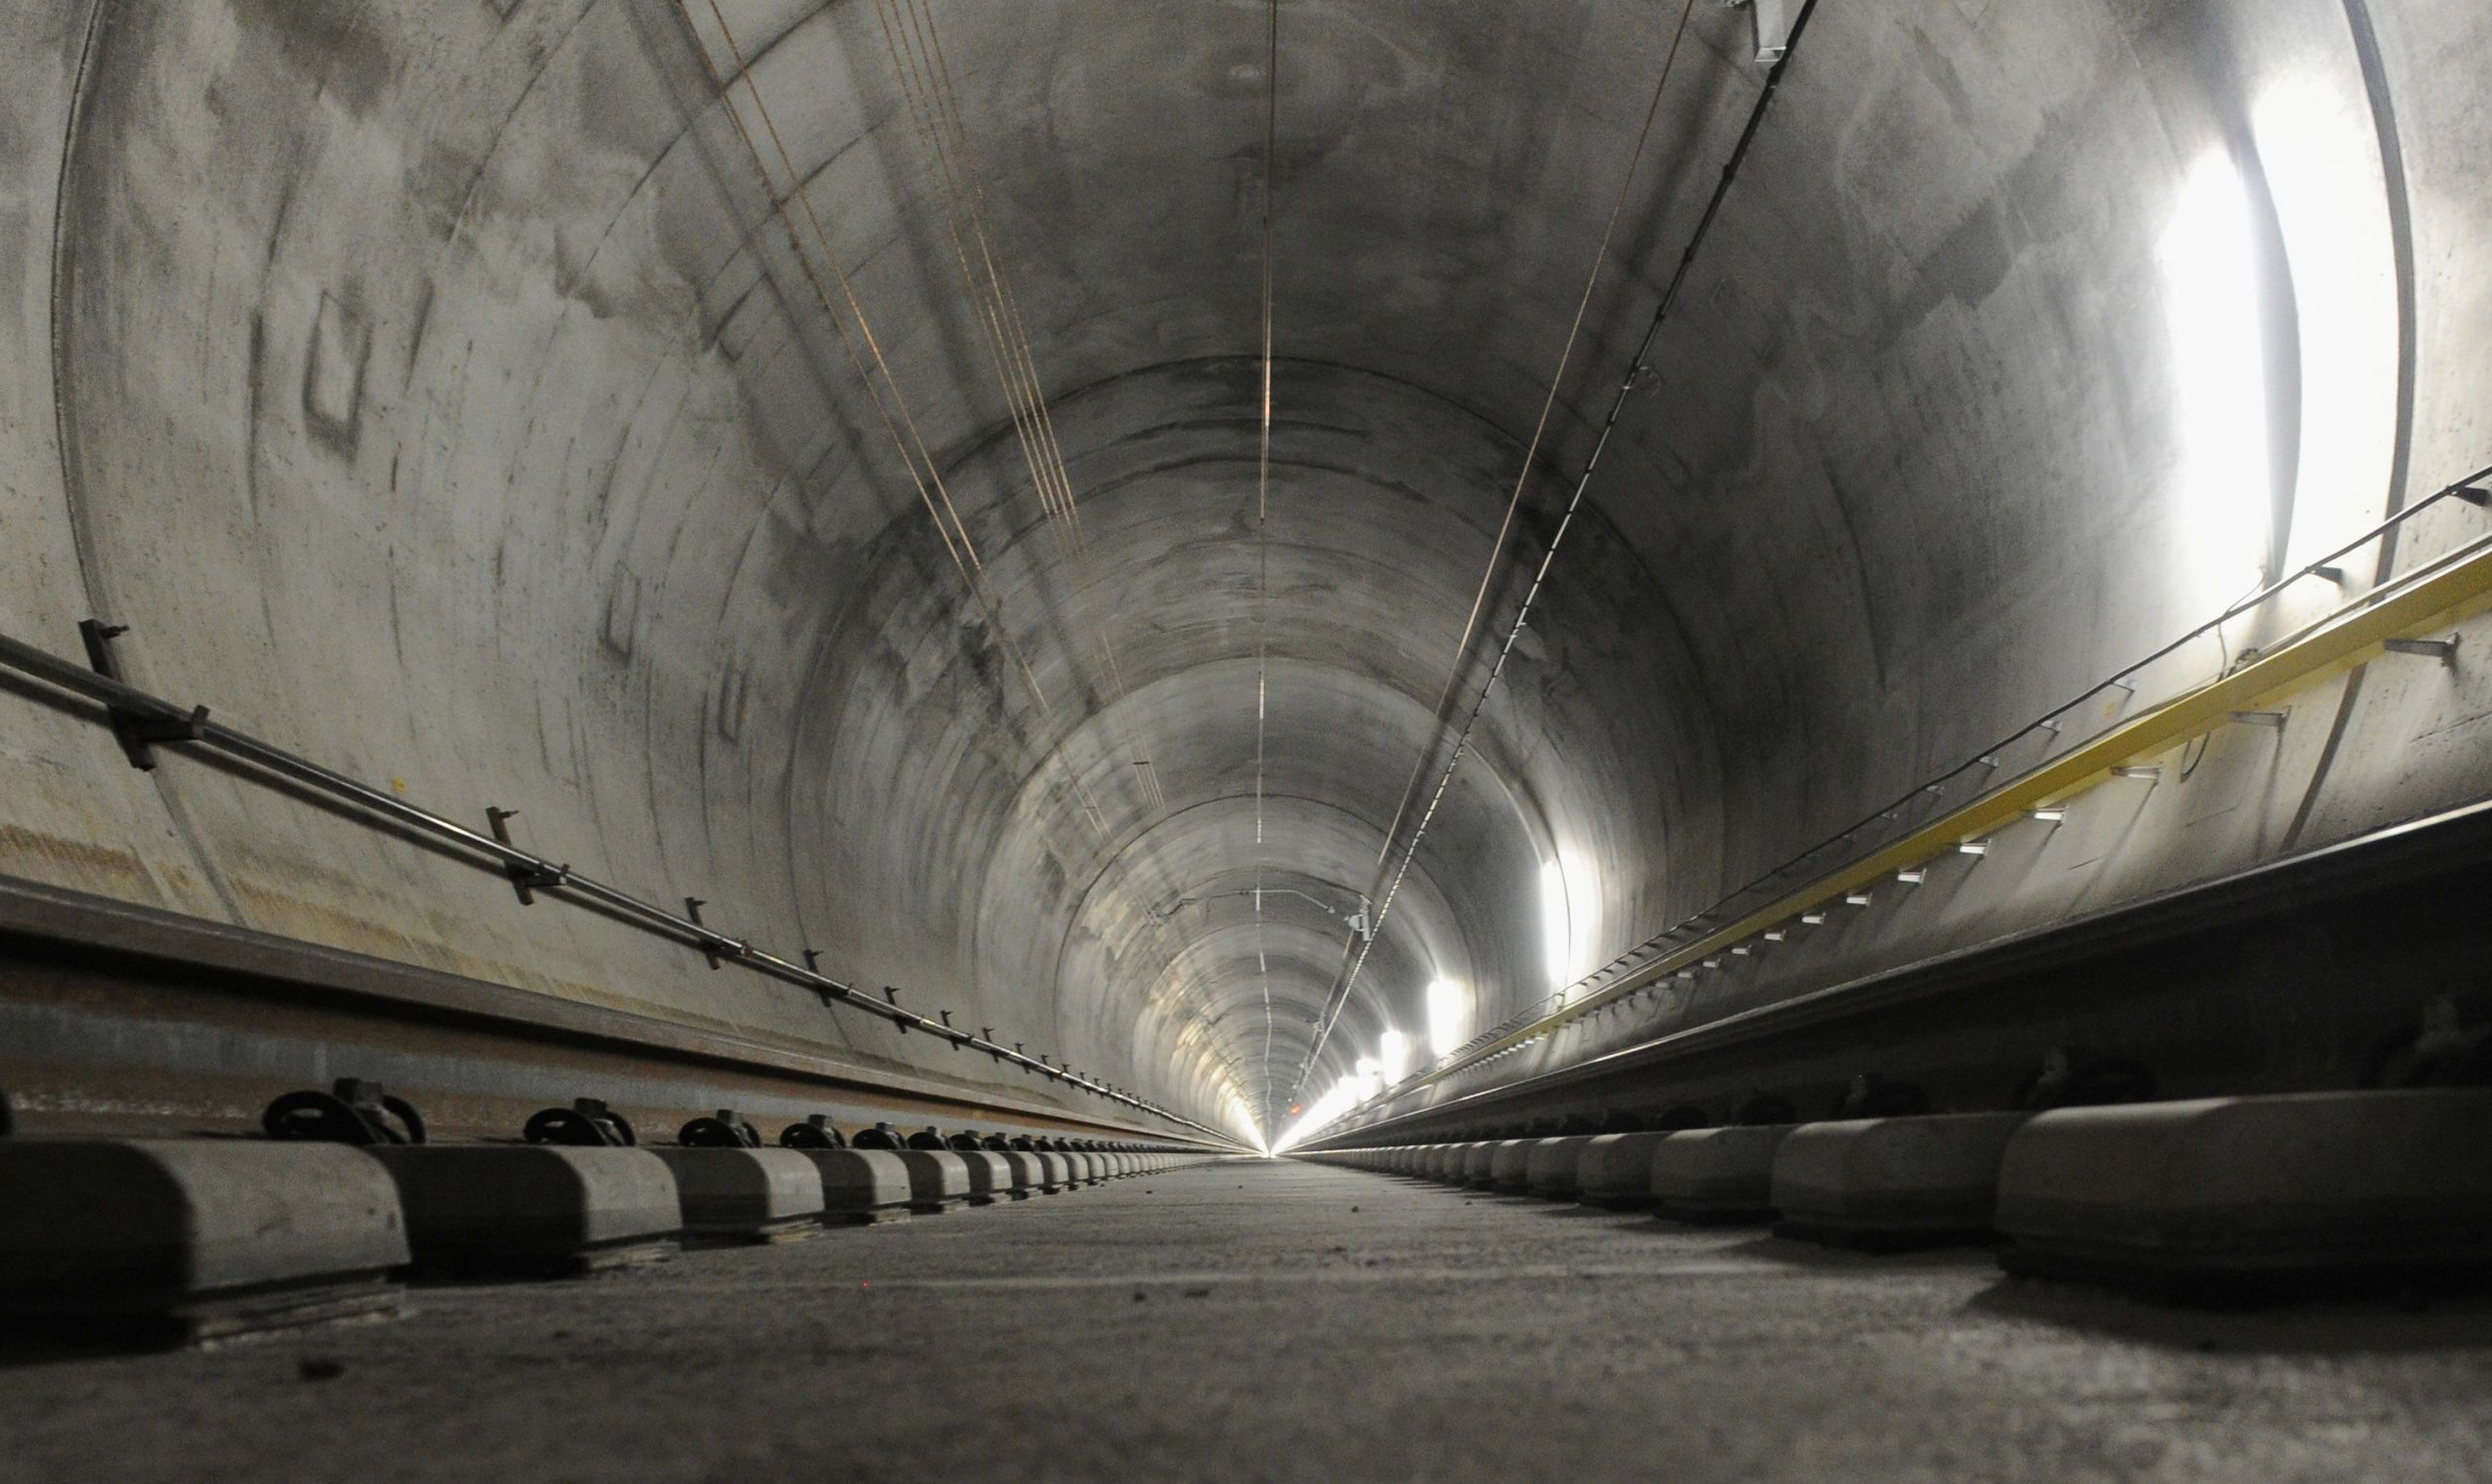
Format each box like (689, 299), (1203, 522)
(0, 627), (1224, 1140)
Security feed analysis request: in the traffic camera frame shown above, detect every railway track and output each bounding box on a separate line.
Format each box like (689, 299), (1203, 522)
(0, 871), (1229, 1151)
(1300, 792), (2492, 1153)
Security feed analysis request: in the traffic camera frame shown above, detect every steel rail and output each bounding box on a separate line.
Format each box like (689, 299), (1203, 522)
(0, 628), (1222, 1139)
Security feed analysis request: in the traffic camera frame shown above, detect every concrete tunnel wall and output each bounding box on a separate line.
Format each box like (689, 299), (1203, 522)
(2, 0), (2488, 1144)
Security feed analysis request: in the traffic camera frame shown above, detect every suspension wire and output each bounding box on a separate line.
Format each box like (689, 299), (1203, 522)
(869, 0), (1176, 822)
(877, 2), (1085, 556)
(1253, 0), (1281, 1131)
(875, 0), (1079, 543)
(1294, 0), (1780, 1099)
(693, 4), (969, 567)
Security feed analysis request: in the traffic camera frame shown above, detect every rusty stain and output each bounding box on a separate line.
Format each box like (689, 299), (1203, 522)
(229, 876), (648, 1014)
(0, 823), (158, 895)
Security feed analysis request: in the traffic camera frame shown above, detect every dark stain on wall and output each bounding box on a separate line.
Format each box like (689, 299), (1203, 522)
(302, 285), (369, 459)
(715, 660), (751, 744)
(601, 569), (641, 660)
(230, 0), (398, 120)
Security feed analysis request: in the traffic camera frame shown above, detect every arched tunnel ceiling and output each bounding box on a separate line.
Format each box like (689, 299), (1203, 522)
(19, 0), (2486, 1145)
(676, 0), (1736, 1133)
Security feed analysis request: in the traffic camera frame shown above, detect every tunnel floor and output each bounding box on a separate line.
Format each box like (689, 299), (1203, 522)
(8, 1158), (2491, 1482)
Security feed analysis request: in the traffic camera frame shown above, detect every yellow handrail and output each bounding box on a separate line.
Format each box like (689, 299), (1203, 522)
(1393, 531), (2492, 1099)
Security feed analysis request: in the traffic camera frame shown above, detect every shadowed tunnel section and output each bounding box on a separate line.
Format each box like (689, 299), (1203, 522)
(3, 0), (2490, 1144)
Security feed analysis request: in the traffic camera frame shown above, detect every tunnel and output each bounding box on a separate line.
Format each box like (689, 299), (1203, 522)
(4, 1), (2492, 1478)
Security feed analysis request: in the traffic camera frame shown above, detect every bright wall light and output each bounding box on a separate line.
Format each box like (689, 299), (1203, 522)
(2158, 146), (2274, 600)
(1539, 858), (1572, 991)
(1426, 978), (1465, 1058)
(1378, 1029), (1410, 1084)
(2252, 76), (2396, 563)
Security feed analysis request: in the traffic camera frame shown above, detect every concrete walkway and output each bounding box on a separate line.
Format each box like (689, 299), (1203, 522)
(8, 1158), (2491, 1482)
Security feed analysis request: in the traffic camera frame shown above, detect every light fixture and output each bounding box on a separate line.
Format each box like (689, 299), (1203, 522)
(2253, 76), (2397, 579)
(2160, 145), (2275, 598)
(1425, 978), (1465, 1059)
(1539, 859), (1573, 991)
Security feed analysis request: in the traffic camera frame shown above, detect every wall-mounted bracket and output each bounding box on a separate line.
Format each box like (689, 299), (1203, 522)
(801, 949), (852, 1007)
(79, 621), (207, 771)
(2383, 636), (2458, 666)
(483, 808), (568, 904)
(683, 898), (722, 968)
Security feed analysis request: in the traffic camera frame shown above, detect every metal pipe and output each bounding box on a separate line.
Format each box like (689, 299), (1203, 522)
(0, 630), (1221, 1139)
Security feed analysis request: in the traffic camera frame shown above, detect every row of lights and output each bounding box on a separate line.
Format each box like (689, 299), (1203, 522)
(1276, 855), (1583, 1150)
(1272, 74), (2403, 1152)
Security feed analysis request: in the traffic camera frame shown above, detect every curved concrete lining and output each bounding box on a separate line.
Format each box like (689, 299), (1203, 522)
(2, 0), (2489, 1147)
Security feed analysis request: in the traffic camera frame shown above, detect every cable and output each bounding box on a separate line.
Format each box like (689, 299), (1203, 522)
(1292, 0), (1715, 1097)
(1253, 0), (1281, 1133)
(857, 0), (1260, 1114)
